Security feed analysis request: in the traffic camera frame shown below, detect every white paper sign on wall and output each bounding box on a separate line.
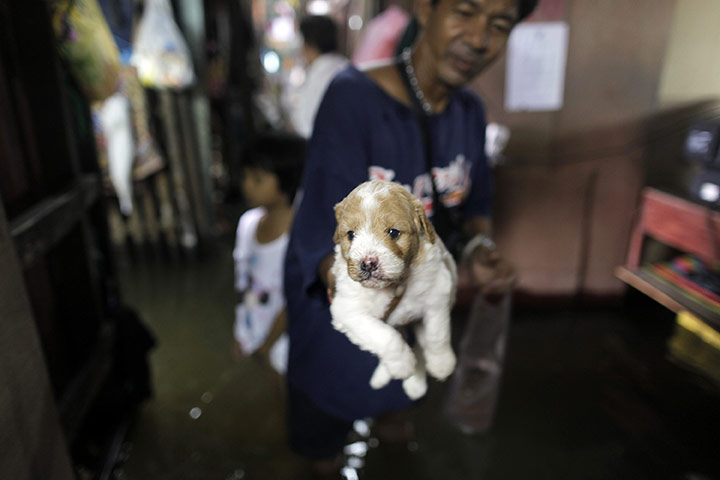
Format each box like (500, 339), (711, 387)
(505, 22), (569, 112)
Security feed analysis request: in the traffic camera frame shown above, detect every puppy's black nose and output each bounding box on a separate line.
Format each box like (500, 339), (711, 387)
(360, 257), (378, 273)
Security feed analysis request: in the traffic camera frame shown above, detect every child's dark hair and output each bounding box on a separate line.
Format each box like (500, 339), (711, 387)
(299, 15), (338, 54)
(245, 131), (306, 203)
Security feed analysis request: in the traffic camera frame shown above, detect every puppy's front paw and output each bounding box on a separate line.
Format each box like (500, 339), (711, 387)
(425, 349), (457, 380)
(402, 373), (427, 400)
(381, 338), (416, 379)
(370, 363), (391, 389)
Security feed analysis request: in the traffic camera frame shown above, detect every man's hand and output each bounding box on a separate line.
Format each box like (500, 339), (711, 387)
(319, 254), (336, 301)
(466, 245), (517, 295)
(459, 217), (516, 295)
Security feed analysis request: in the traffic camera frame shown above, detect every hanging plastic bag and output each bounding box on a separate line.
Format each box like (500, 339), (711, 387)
(51, 0), (121, 101)
(444, 292), (512, 434)
(99, 92), (135, 215)
(121, 66), (164, 178)
(130, 0), (195, 89)
(92, 66), (163, 208)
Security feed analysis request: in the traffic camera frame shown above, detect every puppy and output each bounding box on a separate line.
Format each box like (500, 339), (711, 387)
(330, 180), (457, 399)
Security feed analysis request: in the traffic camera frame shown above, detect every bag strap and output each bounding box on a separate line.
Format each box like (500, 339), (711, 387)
(396, 57), (457, 245)
(382, 284), (407, 322)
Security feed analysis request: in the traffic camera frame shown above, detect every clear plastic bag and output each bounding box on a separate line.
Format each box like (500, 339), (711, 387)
(130, 0), (195, 89)
(98, 92), (134, 215)
(444, 292), (512, 434)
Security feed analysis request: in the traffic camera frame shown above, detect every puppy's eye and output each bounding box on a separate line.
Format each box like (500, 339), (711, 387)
(387, 228), (401, 240)
(347, 231), (355, 241)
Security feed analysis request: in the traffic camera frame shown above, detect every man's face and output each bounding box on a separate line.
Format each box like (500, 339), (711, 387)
(419, 0), (519, 88)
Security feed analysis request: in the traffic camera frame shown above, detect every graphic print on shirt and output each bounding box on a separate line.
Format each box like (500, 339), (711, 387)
(368, 154), (471, 216)
(241, 255), (271, 318)
(235, 250), (284, 352)
(251, 255), (270, 301)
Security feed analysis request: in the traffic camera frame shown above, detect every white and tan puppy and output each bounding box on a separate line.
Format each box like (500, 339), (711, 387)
(330, 180), (457, 399)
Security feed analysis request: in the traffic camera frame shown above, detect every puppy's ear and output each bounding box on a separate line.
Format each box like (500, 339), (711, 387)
(333, 200), (344, 245)
(413, 198), (437, 244)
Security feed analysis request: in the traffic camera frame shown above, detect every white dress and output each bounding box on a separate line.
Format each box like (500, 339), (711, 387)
(233, 207), (289, 373)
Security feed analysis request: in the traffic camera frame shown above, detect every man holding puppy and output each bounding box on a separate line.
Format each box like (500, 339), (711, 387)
(284, 0), (538, 472)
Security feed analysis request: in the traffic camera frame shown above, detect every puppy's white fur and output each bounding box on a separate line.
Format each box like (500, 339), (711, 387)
(330, 180), (457, 399)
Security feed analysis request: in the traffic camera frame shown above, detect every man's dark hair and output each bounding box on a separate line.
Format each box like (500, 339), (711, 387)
(397, 0), (540, 55)
(430, 0), (539, 21)
(299, 15), (338, 54)
(245, 131), (306, 203)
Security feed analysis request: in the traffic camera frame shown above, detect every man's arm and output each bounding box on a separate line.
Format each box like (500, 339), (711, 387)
(318, 253), (335, 292)
(318, 254), (335, 302)
(289, 69), (370, 297)
(461, 216), (516, 295)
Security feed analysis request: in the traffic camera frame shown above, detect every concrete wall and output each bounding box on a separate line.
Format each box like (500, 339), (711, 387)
(658, 0), (720, 106)
(470, 0), (679, 298)
(0, 203), (74, 480)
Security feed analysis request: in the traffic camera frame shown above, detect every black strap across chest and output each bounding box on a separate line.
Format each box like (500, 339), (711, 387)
(395, 59), (459, 251)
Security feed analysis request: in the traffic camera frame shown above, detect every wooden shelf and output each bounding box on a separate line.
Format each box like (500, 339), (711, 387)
(620, 187), (720, 331)
(627, 187), (720, 269)
(615, 266), (684, 313)
(9, 175), (100, 267)
(617, 265), (720, 331)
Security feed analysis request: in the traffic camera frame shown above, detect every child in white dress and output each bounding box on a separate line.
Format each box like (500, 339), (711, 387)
(233, 132), (305, 374)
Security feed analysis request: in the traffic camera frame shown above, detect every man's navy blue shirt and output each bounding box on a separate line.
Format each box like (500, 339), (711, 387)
(284, 65), (492, 422)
